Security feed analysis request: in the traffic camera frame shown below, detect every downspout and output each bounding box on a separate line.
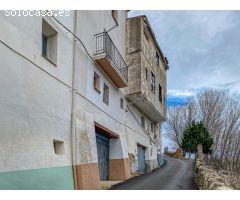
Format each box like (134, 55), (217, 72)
(71, 10), (78, 189)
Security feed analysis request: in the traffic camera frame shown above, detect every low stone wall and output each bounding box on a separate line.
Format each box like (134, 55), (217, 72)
(195, 159), (233, 190)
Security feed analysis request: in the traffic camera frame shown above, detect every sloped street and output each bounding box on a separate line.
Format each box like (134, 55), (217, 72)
(111, 156), (197, 190)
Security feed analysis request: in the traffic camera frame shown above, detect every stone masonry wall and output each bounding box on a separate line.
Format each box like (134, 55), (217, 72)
(195, 145), (233, 190)
(195, 159), (233, 190)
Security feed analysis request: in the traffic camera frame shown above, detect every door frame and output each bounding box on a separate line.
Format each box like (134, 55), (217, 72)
(137, 143), (146, 174)
(94, 121), (119, 181)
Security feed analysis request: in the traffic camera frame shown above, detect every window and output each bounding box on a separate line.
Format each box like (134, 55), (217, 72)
(120, 98), (124, 109)
(159, 84), (163, 103)
(141, 116), (145, 129)
(111, 10), (118, 23)
(151, 122), (154, 133)
(42, 19), (58, 65)
(42, 35), (48, 56)
(103, 83), (109, 105)
(93, 72), (100, 93)
(156, 52), (160, 66)
(151, 72), (156, 93)
(145, 68), (148, 80)
(53, 139), (65, 155)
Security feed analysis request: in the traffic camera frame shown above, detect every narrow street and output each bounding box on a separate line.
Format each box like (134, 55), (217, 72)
(111, 156), (197, 190)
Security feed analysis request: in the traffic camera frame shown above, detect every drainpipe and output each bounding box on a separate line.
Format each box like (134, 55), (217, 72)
(71, 10), (78, 189)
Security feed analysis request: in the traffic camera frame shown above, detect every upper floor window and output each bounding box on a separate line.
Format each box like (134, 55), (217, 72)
(120, 98), (124, 109)
(42, 19), (58, 65)
(145, 68), (148, 80)
(93, 72), (101, 93)
(159, 84), (163, 103)
(156, 52), (160, 66)
(141, 116), (145, 129)
(150, 122), (154, 133)
(111, 10), (118, 24)
(151, 72), (156, 94)
(103, 83), (109, 105)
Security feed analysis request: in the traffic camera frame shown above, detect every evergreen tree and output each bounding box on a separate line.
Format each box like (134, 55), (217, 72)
(181, 121), (213, 154)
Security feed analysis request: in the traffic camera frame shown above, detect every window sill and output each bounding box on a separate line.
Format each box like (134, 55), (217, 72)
(42, 54), (57, 67)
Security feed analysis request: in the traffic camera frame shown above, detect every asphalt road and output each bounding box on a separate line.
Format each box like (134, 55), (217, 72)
(111, 156), (197, 190)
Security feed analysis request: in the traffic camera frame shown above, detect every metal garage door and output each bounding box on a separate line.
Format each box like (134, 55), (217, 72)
(137, 145), (146, 174)
(96, 132), (110, 181)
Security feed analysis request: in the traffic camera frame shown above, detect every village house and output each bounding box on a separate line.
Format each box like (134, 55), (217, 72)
(0, 10), (168, 189)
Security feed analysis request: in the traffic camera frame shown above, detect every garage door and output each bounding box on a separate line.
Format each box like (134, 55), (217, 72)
(137, 145), (146, 174)
(96, 132), (110, 181)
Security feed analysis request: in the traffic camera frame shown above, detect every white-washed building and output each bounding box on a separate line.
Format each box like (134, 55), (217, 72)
(0, 10), (168, 189)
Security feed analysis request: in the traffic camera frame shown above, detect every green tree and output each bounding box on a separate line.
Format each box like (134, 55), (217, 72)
(181, 121), (213, 154)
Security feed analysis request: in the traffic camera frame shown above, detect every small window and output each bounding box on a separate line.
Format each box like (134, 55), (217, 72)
(42, 19), (58, 65)
(159, 84), (163, 103)
(120, 98), (124, 109)
(42, 35), (48, 56)
(151, 122), (154, 133)
(53, 139), (65, 155)
(145, 68), (148, 80)
(151, 72), (156, 94)
(156, 52), (160, 66)
(93, 72), (100, 93)
(111, 10), (118, 23)
(103, 83), (109, 105)
(141, 116), (145, 129)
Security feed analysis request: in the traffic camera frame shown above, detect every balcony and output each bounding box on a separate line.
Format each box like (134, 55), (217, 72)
(93, 32), (128, 88)
(126, 93), (166, 122)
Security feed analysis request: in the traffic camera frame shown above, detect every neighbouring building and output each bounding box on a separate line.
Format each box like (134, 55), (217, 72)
(0, 10), (169, 190)
(124, 15), (169, 172)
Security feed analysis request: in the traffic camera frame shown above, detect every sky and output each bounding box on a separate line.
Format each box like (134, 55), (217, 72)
(129, 11), (240, 103)
(129, 11), (240, 150)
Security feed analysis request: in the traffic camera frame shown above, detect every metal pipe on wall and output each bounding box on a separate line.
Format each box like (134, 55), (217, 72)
(71, 10), (78, 189)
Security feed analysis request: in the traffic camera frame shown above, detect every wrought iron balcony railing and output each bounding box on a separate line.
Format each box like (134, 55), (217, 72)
(94, 32), (128, 84)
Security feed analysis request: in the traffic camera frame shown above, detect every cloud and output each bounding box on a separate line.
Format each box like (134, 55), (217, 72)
(167, 89), (194, 107)
(168, 89), (195, 97)
(129, 11), (240, 102)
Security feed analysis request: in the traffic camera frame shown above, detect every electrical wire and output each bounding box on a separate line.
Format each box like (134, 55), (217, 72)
(51, 14), (161, 145)
(1, 13), (161, 147)
(52, 15), (95, 63)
